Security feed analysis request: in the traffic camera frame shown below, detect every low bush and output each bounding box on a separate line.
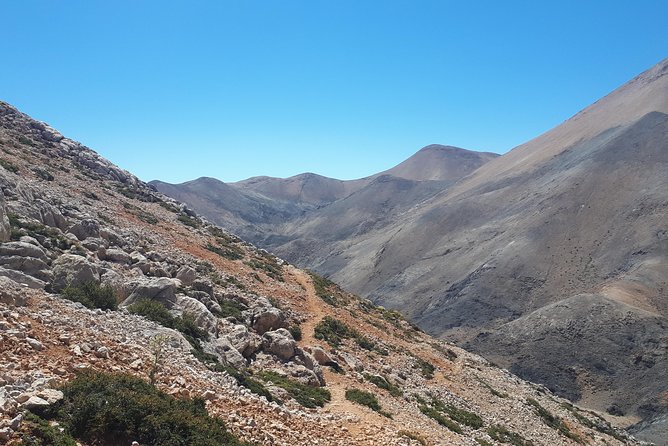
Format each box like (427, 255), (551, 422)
(345, 388), (391, 417)
(257, 371), (330, 408)
(128, 299), (176, 328)
(35, 370), (247, 446)
(430, 398), (483, 429)
(213, 365), (274, 402)
(419, 405), (462, 434)
(397, 430), (428, 446)
(413, 355), (436, 379)
(486, 425), (534, 446)
(0, 157), (19, 173)
(61, 281), (117, 310)
(128, 300), (208, 350)
(206, 243), (243, 261)
(216, 298), (247, 320)
(18, 412), (76, 446)
(527, 398), (581, 443)
(364, 374), (403, 397)
(178, 214), (201, 228)
(314, 316), (381, 353)
(288, 325), (303, 341)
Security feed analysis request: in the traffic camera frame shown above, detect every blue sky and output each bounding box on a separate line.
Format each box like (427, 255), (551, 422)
(2, 1), (667, 183)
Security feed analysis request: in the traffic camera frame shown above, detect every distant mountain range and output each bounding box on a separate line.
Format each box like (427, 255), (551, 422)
(153, 58), (668, 444)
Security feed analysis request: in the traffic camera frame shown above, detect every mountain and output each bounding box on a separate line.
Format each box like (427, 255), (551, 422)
(151, 144), (499, 247)
(1, 101), (638, 445)
(154, 57), (668, 444)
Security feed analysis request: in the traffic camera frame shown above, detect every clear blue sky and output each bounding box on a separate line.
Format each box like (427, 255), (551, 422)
(1, 1), (667, 183)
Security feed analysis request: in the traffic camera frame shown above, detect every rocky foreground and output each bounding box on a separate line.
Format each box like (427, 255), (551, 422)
(0, 100), (644, 445)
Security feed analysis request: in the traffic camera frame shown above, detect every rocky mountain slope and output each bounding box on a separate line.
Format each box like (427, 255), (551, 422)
(154, 58), (668, 445)
(0, 102), (639, 445)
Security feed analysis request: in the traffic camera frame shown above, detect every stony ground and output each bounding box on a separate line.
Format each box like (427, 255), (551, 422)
(0, 100), (645, 445)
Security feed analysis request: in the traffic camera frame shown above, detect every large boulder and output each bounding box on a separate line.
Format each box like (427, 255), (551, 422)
(0, 191), (10, 242)
(101, 248), (132, 264)
(252, 307), (286, 334)
(0, 241), (48, 261)
(227, 324), (261, 358)
(209, 337), (247, 369)
(121, 277), (178, 306)
(175, 266), (197, 286)
(51, 254), (101, 292)
(262, 328), (296, 361)
(0, 256), (51, 282)
(0, 276), (28, 306)
(67, 219), (100, 241)
(174, 295), (218, 335)
(28, 199), (68, 230)
(0, 267), (46, 289)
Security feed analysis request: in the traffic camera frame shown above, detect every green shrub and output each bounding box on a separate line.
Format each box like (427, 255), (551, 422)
(216, 298), (247, 320)
(527, 398), (581, 443)
(413, 356), (436, 379)
(178, 214), (201, 228)
(213, 365), (273, 402)
(419, 405), (462, 434)
(288, 325), (303, 341)
(486, 425), (534, 446)
(33, 167), (54, 181)
(128, 299), (177, 328)
(345, 388), (391, 417)
(257, 371), (330, 408)
(309, 271), (341, 306)
(128, 300), (208, 351)
(206, 243), (243, 261)
(363, 374), (403, 397)
(314, 316), (379, 353)
(398, 430), (427, 446)
(314, 316), (354, 347)
(38, 370), (247, 446)
(19, 412), (76, 446)
(61, 281), (117, 310)
(0, 158), (19, 173)
(8, 214), (71, 250)
(245, 258), (283, 281)
(475, 438), (493, 446)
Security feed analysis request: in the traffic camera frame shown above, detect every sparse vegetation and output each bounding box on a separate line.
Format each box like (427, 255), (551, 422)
(527, 398), (581, 443)
(18, 135), (34, 146)
(245, 255), (283, 281)
(178, 214), (202, 228)
(419, 405), (462, 433)
(314, 316), (381, 353)
(206, 242), (244, 261)
(32, 167), (54, 181)
(398, 430), (428, 446)
(31, 370), (246, 446)
(363, 373), (403, 397)
(216, 297), (247, 320)
(257, 371), (330, 408)
(560, 402), (627, 442)
(486, 425), (534, 446)
(412, 355), (436, 379)
(214, 366), (274, 402)
(128, 299), (209, 351)
(345, 388), (391, 417)
(18, 412), (77, 446)
(61, 281), (117, 310)
(309, 271), (343, 306)
(8, 213), (72, 250)
(288, 324), (303, 341)
(0, 158), (20, 173)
